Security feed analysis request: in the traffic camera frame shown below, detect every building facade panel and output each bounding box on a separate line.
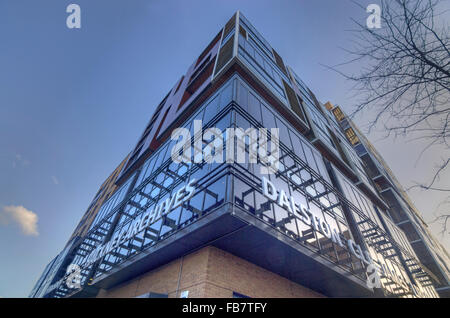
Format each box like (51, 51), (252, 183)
(30, 11), (447, 298)
(95, 246), (323, 298)
(327, 103), (450, 297)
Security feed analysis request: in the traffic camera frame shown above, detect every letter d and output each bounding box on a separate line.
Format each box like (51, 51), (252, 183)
(262, 177), (277, 201)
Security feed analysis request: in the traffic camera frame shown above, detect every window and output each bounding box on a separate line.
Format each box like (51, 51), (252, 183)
(135, 292), (168, 298)
(332, 107), (345, 121)
(239, 25), (247, 38)
(223, 13), (236, 40)
(282, 79), (306, 122)
(233, 292), (251, 298)
(272, 49), (288, 76)
(345, 128), (360, 145)
(215, 36), (234, 74)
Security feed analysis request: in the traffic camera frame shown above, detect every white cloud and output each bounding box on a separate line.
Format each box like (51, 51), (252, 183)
(1, 205), (39, 236)
(0, 213), (7, 225)
(51, 176), (59, 185)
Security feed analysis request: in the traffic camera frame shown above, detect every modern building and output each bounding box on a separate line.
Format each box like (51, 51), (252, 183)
(325, 103), (450, 297)
(30, 12), (448, 298)
(28, 154), (130, 298)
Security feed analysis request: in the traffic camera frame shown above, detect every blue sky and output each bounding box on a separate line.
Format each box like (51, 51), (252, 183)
(0, 0), (448, 297)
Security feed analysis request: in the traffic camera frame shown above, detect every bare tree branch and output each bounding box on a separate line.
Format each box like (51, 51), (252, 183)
(327, 0), (450, 235)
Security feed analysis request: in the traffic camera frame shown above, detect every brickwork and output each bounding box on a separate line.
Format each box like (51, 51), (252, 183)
(96, 246), (324, 298)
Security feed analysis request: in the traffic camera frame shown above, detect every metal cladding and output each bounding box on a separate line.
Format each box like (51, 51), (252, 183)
(29, 11), (449, 299)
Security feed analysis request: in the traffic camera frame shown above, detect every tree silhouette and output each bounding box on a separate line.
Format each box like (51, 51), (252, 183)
(330, 0), (449, 235)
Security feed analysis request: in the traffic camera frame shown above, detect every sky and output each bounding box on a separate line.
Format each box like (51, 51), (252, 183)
(0, 0), (448, 298)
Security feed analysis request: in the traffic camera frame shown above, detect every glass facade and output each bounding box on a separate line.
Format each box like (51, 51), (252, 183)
(328, 101), (450, 296)
(31, 11), (445, 298)
(41, 75), (437, 298)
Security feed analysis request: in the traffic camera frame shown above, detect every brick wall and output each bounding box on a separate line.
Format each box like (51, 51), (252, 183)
(96, 246), (324, 298)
